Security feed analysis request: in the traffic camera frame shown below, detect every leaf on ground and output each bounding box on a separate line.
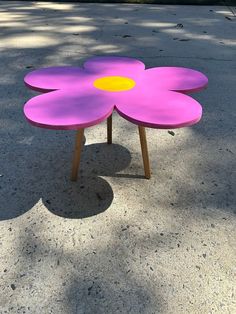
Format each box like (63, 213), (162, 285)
(168, 130), (175, 136)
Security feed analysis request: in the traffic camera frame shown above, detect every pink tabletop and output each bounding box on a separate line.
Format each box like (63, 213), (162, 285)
(24, 57), (208, 130)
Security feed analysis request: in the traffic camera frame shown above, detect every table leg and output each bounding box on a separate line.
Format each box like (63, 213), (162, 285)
(138, 125), (151, 179)
(107, 114), (112, 144)
(71, 129), (84, 181)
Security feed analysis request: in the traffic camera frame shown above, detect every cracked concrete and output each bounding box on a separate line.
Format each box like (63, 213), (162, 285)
(0, 2), (236, 313)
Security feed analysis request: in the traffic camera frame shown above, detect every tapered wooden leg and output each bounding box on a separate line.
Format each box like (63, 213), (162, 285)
(138, 125), (151, 179)
(107, 115), (112, 144)
(71, 129), (84, 181)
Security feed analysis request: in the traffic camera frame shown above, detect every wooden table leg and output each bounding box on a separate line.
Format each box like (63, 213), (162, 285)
(107, 115), (112, 144)
(71, 129), (84, 181)
(138, 125), (151, 179)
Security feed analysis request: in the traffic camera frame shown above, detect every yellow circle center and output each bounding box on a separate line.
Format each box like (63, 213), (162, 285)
(93, 76), (135, 92)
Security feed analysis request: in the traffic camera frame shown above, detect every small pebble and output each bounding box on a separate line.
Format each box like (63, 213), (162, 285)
(175, 23), (183, 28)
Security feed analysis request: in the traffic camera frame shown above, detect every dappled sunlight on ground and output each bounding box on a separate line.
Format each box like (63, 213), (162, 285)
(0, 2), (235, 313)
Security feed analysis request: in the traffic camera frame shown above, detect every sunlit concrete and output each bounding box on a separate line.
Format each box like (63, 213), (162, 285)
(0, 2), (235, 314)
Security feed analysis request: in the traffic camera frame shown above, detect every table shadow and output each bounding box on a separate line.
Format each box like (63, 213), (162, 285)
(44, 142), (132, 219)
(0, 139), (132, 220)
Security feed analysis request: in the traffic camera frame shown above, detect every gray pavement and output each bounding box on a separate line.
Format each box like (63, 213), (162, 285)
(0, 2), (236, 313)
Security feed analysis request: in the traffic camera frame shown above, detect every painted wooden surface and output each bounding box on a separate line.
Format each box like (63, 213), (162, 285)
(24, 56), (208, 130)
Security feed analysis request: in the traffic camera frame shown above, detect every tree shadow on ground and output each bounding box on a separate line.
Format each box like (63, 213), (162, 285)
(0, 2), (235, 313)
(0, 0), (235, 221)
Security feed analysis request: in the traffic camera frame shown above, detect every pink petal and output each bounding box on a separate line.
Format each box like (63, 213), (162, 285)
(83, 56), (145, 79)
(144, 67), (208, 93)
(24, 89), (114, 130)
(24, 66), (90, 92)
(115, 90), (202, 129)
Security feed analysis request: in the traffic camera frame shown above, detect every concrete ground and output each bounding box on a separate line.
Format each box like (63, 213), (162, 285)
(0, 2), (236, 313)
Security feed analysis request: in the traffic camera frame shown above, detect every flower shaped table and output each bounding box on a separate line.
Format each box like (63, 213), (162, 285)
(24, 57), (208, 181)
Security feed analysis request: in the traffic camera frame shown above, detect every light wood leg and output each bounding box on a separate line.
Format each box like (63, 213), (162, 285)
(138, 126), (151, 179)
(107, 115), (112, 144)
(71, 129), (84, 181)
